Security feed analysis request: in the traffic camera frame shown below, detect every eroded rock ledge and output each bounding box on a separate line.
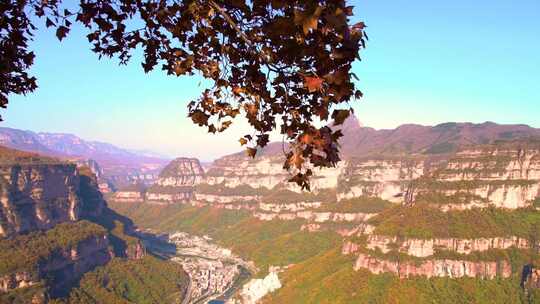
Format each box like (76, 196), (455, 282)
(366, 235), (534, 257)
(354, 253), (512, 279)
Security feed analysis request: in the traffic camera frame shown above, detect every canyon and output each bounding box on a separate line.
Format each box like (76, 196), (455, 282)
(2, 120), (540, 303)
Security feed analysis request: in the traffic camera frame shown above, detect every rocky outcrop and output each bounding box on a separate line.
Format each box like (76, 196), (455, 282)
(0, 233), (111, 295)
(342, 241), (360, 255)
(114, 190), (144, 202)
(522, 265), (540, 289)
(144, 157), (204, 203)
(0, 272), (36, 292)
(156, 157), (204, 187)
(112, 184), (146, 203)
(337, 157), (426, 203)
(196, 193), (260, 203)
(234, 271), (282, 304)
(145, 186), (194, 203)
(366, 235), (533, 258)
(205, 154), (344, 192)
(40, 234), (112, 296)
(259, 202), (322, 212)
(253, 211), (375, 223)
(354, 253), (512, 279)
(203, 142), (540, 211)
(0, 163), (81, 237)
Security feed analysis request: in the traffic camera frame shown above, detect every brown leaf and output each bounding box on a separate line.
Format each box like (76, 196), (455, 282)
(289, 151), (304, 169)
(331, 109), (350, 125)
(239, 138), (248, 146)
(303, 76), (324, 92)
(190, 110), (209, 126)
(232, 86), (245, 95)
(246, 147), (257, 158)
(56, 26), (70, 41)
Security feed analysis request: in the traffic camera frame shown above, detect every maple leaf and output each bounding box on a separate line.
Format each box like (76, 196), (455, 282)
(331, 109), (350, 125)
(246, 147), (257, 158)
(295, 6), (323, 35)
(304, 76), (324, 93)
(190, 110), (209, 126)
(300, 133), (313, 145)
(289, 151), (304, 169)
(232, 86), (245, 95)
(56, 26), (70, 41)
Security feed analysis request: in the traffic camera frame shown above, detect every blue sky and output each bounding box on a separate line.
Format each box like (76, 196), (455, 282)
(2, 0), (539, 160)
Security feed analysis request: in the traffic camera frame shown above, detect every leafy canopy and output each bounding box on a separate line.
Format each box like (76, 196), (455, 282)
(0, 0), (366, 189)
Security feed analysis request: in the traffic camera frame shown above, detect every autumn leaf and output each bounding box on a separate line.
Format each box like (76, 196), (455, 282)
(56, 26), (70, 41)
(300, 133), (313, 145)
(46, 18), (55, 28)
(331, 109), (350, 125)
(239, 138), (248, 146)
(232, 86), (245, 95)
(304, 76), (324, 92)
(289, 151), (304, 169)
(295, 6), (323, 35)
(246, 147), (257, 158)
(190, 110), (209, 126)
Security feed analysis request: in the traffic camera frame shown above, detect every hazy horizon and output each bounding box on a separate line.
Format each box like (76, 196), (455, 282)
(1, 0), (539, 160)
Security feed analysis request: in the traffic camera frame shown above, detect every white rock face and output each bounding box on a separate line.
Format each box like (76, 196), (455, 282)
(366, 235), (534, 258)
(354, 253), (512, 279)
(206, 155), (346, 191)
(236, 272), (282, 304)
(202, 142), (540, 210)
(156, 157), (204, 187)
(196, 193), (260, 203)
(253, 211), (376, 222)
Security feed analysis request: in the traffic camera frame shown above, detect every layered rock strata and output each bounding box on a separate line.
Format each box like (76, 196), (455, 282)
(144, 158), (204, 203)
(366, 235), (533, 258)
(0, 163), (81, 237)
(253, 211), (375, 223)
(354, 253), (512, 279)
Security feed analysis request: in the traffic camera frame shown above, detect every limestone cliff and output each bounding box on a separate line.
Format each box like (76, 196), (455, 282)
(365, 235), (533, 258)
(353, 253), (512, 279)
(156, 157), (204, 187)
(204, 140), (540, 210)
(144, 157), (204, 203)
(0, 162), (81, 237)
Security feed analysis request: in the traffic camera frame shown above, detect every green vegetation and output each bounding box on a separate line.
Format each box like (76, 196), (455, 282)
(263, 248), (537, 304)
(109, 201), (251, 235)
(414, 178), (537, 192)
(0, 146), (63, 165)
(317, 196), (393, 213)
(369, 205), (540, 239)
(0, 221), (106, 276)
(533, 197), (540, 208)
(261, 188), (336, 204)
(146, 184), (193, 194)
(196, 182), (270, 196)
(213, 218), (341, 273)
(413, 192), (487, 206)
(64, 256), (188, 304)
(109, 202), (341, 274)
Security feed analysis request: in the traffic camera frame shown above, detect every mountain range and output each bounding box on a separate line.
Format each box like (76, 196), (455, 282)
(260, 116), (540, 158)
(0, 127), (169, 166)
